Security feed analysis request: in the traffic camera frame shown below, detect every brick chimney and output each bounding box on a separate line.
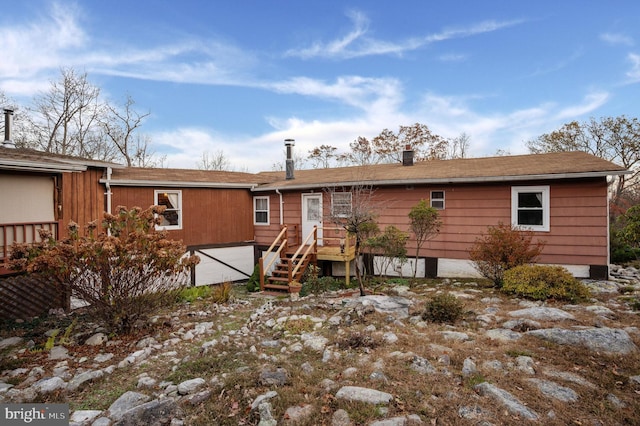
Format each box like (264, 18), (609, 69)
(285, 139), (295, 179)
(402, 144), (413, 166)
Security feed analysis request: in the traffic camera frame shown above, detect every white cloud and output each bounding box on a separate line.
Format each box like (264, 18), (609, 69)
(626, 53), (640, 82)
(556, 91), (610, 119)
(600, 32), (634, 46)
(285, 11), (523, 60)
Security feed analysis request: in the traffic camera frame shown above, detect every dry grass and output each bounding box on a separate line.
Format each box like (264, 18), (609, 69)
(1, 278), (639, 425)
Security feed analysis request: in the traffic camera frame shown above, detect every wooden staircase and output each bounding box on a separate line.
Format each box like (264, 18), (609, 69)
(259, 225), (317, 293)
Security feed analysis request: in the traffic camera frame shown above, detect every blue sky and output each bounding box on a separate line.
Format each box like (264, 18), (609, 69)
(1, 1), (639, 171)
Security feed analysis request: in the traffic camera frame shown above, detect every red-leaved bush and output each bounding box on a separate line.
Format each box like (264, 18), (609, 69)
(10, 206), (199, 333)
(469, 222), (545, 287)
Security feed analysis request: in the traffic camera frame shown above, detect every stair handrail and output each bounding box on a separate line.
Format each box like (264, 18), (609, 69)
(259, 226), (289, 290)
(290, 226), (318, 280)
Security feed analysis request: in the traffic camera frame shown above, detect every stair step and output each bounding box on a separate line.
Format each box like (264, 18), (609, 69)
(268, 276), (290, 283)
(264, 284), (290, 291)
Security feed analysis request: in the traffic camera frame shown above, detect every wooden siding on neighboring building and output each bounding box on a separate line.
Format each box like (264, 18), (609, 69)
(254, 177), (611, 269)
(111, 186), (254, 247)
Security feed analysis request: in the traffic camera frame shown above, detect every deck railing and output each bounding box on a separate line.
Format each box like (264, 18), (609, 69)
(0, 221), (58, 261)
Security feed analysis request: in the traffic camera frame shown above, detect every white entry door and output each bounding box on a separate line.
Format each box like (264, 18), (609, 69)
(302, 193), (323, 246)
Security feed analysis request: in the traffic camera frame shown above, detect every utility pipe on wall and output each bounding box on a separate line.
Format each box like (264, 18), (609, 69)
(276, 189), (283, 225)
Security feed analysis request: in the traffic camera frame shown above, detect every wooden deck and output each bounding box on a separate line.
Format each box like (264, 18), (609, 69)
(317, 244), (356, 285)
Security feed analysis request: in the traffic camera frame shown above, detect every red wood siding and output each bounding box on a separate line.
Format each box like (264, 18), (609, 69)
(111, 187), (254, 247)
(59, 168), (105, 238)
(254, 177), (611, 267)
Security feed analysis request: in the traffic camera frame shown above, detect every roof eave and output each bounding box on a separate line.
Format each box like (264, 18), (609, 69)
(0, 160), (87, 172)
(101, 178), (258, 189)
(252, 170), (629, 192)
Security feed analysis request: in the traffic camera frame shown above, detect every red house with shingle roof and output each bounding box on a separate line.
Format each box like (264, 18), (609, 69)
(0, 144), (628, 286)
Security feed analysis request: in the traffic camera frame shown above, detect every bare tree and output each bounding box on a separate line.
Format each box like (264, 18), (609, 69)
(26, 68), (105, 158)
(527, 116), (640, 205)
(196, 149), (231, 171)
(308, 144), (337, 168)
(339, 136), (379, 165)
(325, 181), (380, 296)
(448, 132), (470, 159)
(101, 95), (151, 166)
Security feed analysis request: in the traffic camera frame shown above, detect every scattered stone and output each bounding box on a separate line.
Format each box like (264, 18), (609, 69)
(458, 405), (485, 419)
(527, 378), (579, 402)
(70, 410), (102, 424)
(461, 357), (477, 376)
(251, 390), (278, 410)
(439, 331), (470, 341)
(85, 333), (107, 346)
(515, 356), (536, 375)
(331, 408), (352, 426)
(474, 382), (539, 420)
(48, 346), (69, 360)
(257, 402), (277, 426)
(284, 404), (314, 424)
(107, 391), (151, 421)
(301, 333), (329, 352)
(0, 382), (14, 393)
(67, 370), (104, 392)
(94, 353), (114, 363)
(508, 307), (575, 321)
(112, 397), (178, 426)
(542, 370), (597, 389)
(177, 378), (206, 395)
(259, 367), (290, 387)
(344, 295), (412, 319)
(335, 386), (393, 405)
(0, 337), (23, 350)
(411, 356), (436, 374)
(382, 331), (398, 344)
(485, 328), (522, 342)
(32, 377), (67, 393)
(526, 327), (638, 354)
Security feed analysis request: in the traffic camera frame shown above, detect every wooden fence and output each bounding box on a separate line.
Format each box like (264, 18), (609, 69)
(0, 274), (69, 320)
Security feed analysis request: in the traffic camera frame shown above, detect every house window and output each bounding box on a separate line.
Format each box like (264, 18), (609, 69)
(511, 186), (550, 232)
(331, 192), (352, 217)
(431, 191), (445, 209)
(254, 196), (270, 225)
(155, 190), (182, 230)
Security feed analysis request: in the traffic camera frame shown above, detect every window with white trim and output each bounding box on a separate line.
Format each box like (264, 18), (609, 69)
(430, 191), (445, 210)
(331, 192), (352, 217)
(511, 186), (550, 232)
(254, 196), (270, 225)
(155, 190), (182, 230)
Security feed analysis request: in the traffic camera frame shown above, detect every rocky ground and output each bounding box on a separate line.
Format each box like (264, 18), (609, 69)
(1, 267), (640, 425)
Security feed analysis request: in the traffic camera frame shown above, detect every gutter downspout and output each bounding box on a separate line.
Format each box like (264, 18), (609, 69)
(105, 167), (113, 214)
(275, 189), (284, 225)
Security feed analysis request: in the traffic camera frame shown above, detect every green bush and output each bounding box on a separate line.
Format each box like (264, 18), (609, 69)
(246, 264), (262, 292)
(469, 222), (545, 287)
(502, 264), (591, 302)
(422, 293), (464, 323)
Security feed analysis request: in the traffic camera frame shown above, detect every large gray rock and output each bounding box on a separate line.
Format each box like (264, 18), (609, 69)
(509, 307), (574, 321)
(67, 370), (104, 392)
(349, 295), (412, 319)
(112, 397), (178, 426)
(69, 410), (102, 424)
(107, 391), (151, 421)
(527, 378), (579, 402)
(526, 327), (638, 354)
(177, 378), (205, 395)
(335, 386), (393, 405)
(32, 377), (67, 393)
(0, 336), (23, 350)
(474, 382), (539, 420)
(48, 346), (69, 360)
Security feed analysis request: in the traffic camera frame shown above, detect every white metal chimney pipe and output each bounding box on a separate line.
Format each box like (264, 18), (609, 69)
(3, 108), (16, 148)
(284, 138), (295, 180)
